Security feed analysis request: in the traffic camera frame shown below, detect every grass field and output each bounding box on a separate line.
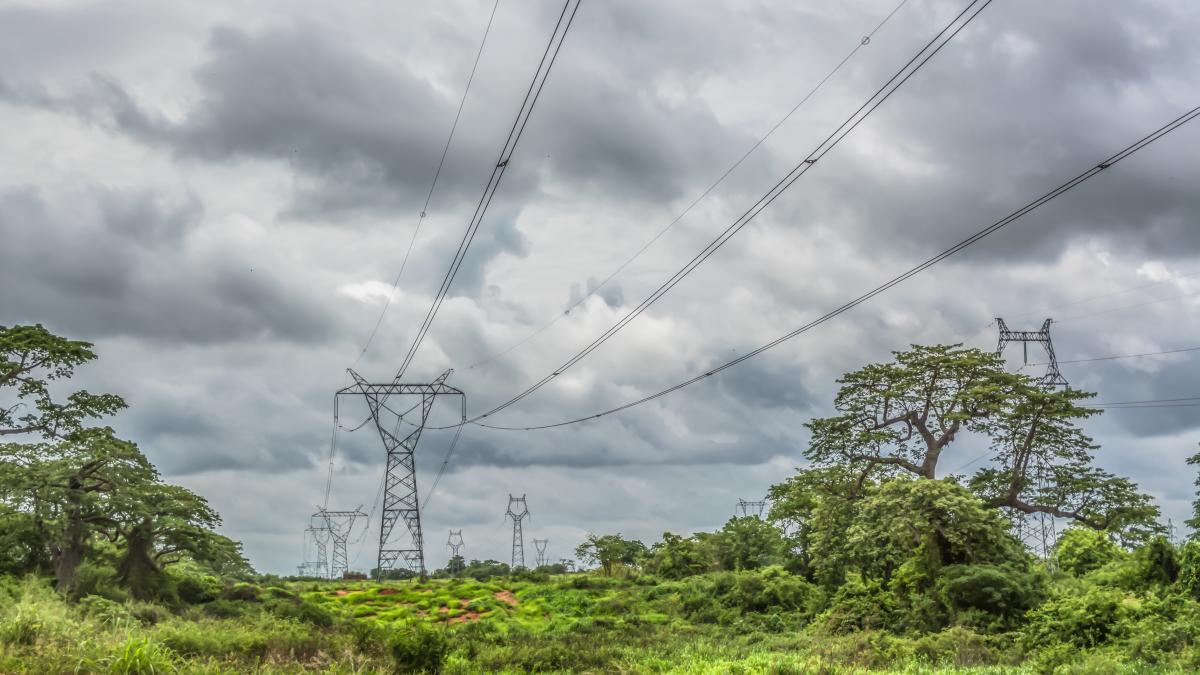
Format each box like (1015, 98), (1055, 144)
(2, 570), (1198, 674)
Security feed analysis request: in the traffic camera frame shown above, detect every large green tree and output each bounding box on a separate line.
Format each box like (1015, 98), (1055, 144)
(1, 324), (125, 438)
(804, 344), (1159, 540)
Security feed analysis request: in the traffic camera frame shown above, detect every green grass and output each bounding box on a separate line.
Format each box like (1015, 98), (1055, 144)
(1, 573), (1197, 673)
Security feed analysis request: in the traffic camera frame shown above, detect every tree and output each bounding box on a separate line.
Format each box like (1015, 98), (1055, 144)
(709, 517), (785, 572)
(109, 482), (249, 598)
(805, 345), (1018, 480)
(5, 427), (156, 591)
(646, 532), (711, 579)
(806, 344), (1160, 542)
(1, 324), (125, 439)
(575, 534), (647, 577)
(970, 385), (1161, 537)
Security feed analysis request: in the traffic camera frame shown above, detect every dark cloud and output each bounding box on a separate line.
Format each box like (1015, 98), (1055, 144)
(0, 186), (337, 345)
(2, 0), (1198, 573)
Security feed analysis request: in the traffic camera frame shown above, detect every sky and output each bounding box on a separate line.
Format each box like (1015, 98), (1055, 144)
(2, 0), (1199, 574)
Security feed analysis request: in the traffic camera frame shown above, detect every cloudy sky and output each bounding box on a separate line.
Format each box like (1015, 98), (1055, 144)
(2, 0), (1199, 574)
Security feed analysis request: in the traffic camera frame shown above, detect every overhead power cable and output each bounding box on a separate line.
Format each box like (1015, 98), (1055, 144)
(472, 0), (996, 422)
(1030, 344), (1200, 366)
(1092, 395), (1200, 407)
(393, 0), (584, 382)
(354, 0), (504, 367)
(466, 0), (913, 371)
(468, 104), (1200, 431)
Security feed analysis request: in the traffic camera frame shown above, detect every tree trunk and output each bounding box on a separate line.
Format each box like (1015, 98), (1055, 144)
(117, 520), (161, 600)
(54, 485), (86, 593)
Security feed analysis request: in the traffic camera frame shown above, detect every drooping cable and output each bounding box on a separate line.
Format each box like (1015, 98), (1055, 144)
(469, 104), (1200, 430)
(393, 0), (585, 382)
(465, 0), (914, 371)
(353, 0), (505, 367)
(473, 0), (996, 421)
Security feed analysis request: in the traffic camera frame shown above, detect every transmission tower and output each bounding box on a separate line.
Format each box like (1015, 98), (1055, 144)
(305, 526), (331, 579)
(533, 539), (549, 568)
(506, 494), (530, 570)
(311, 507), (366, 579)
(338, 368), (465, 579)
(995, 318), (1068, 388)
(995, 318), (1069, 559)
(736, 498), (767, 518)
(447, 530), (465, 559)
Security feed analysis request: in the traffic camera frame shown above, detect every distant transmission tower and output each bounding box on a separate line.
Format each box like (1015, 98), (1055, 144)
(311, 507), (366, 579)
(533, 539), (549, 568)
(506, 494), (530, 570)
(736, 498), (767, 518)
(995, 318), (1068, 388)
(338, 368), (465, 580)
(996, 317), (1068, 559)
(447, 530), (465, 559)
(305, 526), (331, 579)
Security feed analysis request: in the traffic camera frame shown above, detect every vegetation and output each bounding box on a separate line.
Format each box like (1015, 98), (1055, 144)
(3, 326), (1199, 672)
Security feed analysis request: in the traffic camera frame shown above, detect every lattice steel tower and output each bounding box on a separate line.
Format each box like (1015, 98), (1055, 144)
(506, 494), (530, 570)
(311, 507), (367, 579)
(736, 498), (767, 518)
(304, 526), (331, 579)
(995, 318), (1068, 388)
(447, 530), (465, 559)
(533, 539), (549, 568)
(338, 368), (465, 579)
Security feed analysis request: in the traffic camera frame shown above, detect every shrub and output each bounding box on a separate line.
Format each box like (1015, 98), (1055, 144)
(175, 574), (220, 604)
(69, 561), (130, 603)
(221, 582), (261, 601)
(264, 596), (334, 627)
(78, 595), (135, 627)
(202, 598), (253, 618)
(390, 623), (451, 673)
(1180, 541), (1200, 600)
(936, 564), (1045, 630)
(127, 601), (173, 626)
(1022, 586), (1134, 649)
(0, 609), (42, 646)
(1055, 528), (1122, 577)
(817, 573), (898, 633)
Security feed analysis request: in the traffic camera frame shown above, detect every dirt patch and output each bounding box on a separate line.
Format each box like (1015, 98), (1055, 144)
(378, 588), (400, 596)
(449, 611), (483, 624)
(494, 590), (519, 606)
(335, 590), (350, 597)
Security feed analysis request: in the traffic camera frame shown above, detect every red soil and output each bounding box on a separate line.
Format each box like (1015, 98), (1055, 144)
(494, 590), (519, 606)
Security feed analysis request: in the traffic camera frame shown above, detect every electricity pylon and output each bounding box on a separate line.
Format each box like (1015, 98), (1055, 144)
(996, 317), (1068, 559)
(533, 539), (549, 568)
(447, 530), (465, 559)
(338, 368), (465, 579)
(995, 318), (1068, 388)
(506, 494), (530, 570)
(311, 507), (367, 579)
(305, 526), (331, 579)
(736, 498), (767, 518)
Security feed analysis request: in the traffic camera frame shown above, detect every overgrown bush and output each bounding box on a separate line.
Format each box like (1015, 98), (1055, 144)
(936, 563), (1045, 630)
(175, 573), (221, 604)
(390, 623), (451, 673)
(1055, 528), (1123, 577)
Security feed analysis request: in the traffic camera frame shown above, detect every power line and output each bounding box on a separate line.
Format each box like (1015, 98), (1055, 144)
(469, 104), (1200, 431)
(1093, 395), (1200, 406)
(1031, 344), (1200, 366)
(465, 0), (914, 371)
(393, 0), (584, 382)
(1003, 269), (1200, 323)
(473, 0), (997, 422)
(354, 0), (504, 367)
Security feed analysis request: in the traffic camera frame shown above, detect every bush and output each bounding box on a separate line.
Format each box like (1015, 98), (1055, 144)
(221, 582), (261, 601)
(264, 596), (334, 627)
(390, 623), (451, 673)
(69, 561), (130, 603)
(202, 598), (253, 618)
(1055, 528), (1122, 577)
(126, 601), (173, 626)
(78, 595), (135, 628)
(817, 573), (898, 633)
(175, 574), (221, 604)
(1022, 586), (1134, 649)
(937, 564), (1045, 630)
(1181, 541), (1200, 600)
